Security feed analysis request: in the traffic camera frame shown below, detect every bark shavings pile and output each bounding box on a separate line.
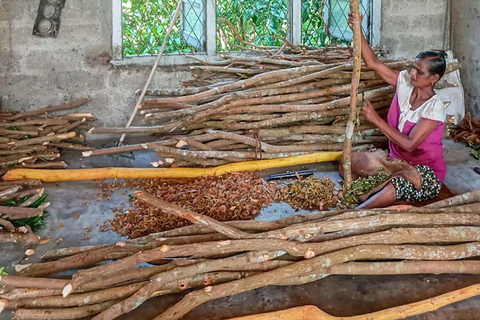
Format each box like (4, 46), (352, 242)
(104, 173), (281, 238)
(279, 176), (340, 211)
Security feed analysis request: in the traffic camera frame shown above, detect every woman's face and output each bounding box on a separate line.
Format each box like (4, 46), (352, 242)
(410, 58), (440, 88)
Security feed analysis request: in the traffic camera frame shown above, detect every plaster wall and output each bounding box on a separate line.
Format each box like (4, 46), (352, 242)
(381, 0), (448, 59)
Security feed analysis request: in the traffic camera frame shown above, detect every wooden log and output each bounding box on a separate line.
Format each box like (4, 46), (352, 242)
(0, 146), (47, 156)
(0, 275), (68, 290)
(13, 301), (118, 320)
(3, 152), (343, 181)
(19, 162), (68, 169)
(0, 233), (39, 245)
(322, 260), (480, 276)
(152, 243), (480, 320)
(0, 218), (15, 232)
(258, 213), (480, 241)
(0, 119), (68, 128)
(6, 98), (92, 121)
(0, 206), (43, 220)
(8, 282), (145, 309)
(89, 251), (284, 320)
(41, 245), (111, 260)
(64, 224), (480, 299)
(7, 132), (76, 148)
(1, 288), (62, 300)
(0, 186), (21, 198)
(426, 189), (480, 208)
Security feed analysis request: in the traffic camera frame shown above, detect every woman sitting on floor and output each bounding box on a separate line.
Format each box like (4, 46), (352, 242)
(348, 13), (447, 209)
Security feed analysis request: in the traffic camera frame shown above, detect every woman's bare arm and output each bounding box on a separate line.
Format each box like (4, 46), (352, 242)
(362, 99), (438, 152)
(348, 13), (398, 86)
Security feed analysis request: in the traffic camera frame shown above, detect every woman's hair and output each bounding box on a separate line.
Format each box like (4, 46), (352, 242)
(416, 51), (447, 78)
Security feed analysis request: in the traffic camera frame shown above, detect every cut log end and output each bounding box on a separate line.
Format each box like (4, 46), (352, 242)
(14, 264), (31, 273)
(0, 299), (7, 314)
(62, 284), (72, 298)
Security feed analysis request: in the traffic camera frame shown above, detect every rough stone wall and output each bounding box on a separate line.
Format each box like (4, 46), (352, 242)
(0, 0), (453, 139)
(452, 0), (480, 118)
(381, 0), (448, 59)
(0, 0), (192, 138)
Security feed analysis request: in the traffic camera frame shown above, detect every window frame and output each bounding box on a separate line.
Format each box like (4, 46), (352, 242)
(111, 0), (381, 66)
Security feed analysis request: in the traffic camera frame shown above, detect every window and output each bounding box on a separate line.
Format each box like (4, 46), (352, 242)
(112, 0), (381, 64)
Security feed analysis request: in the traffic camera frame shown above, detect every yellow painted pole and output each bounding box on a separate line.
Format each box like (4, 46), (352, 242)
(2, 152), (342, 182)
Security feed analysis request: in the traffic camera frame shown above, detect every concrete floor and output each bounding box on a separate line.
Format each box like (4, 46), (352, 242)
(1, 139), (480, 319)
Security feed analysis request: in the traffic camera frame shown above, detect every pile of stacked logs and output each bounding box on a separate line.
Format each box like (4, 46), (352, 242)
(3, 189), (480, 320)
(86, 46), (460, 167)
(0, 179), (47, 246)
(0, 98), (95, 169)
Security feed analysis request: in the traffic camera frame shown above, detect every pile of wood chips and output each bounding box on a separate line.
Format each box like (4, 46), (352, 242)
(279, 176), (340, 211)
(106, 172), (281, 238)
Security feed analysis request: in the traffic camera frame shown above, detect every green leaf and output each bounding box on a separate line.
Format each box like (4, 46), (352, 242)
(29, 195), (48, 209)
(3, 199), (16, 206)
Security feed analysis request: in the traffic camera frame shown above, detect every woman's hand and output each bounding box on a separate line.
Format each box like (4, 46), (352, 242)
(348, 12), (363, 30)
(361, 98), (379, 125)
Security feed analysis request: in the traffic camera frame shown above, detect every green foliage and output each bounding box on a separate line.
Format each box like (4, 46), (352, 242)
(0, 267), (8, 276)
(122, 0), (352, 56)
(216, 0), (288, 51)
(122, 0), (198, 55)
(467, 141), (480, 160)
(340, 172), (392, 208)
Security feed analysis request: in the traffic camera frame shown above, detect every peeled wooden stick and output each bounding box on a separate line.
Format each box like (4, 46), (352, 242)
(342, 0), (362, 190)
(226, 283), (480, 320)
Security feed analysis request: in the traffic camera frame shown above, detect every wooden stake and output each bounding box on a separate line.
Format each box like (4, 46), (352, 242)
(342, 0), (362, 190)
(118, 0), (184, 146)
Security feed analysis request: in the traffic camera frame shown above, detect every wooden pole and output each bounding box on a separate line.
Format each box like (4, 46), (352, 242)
(342, 0), (362, 190)
(117, 0), (184, 146)
(225, 283), (480, 320)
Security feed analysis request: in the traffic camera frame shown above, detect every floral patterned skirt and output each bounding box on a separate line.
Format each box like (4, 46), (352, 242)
(391, 164), (442, 202)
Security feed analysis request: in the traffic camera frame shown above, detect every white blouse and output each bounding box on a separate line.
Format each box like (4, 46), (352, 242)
(396, 70), (446, 132)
